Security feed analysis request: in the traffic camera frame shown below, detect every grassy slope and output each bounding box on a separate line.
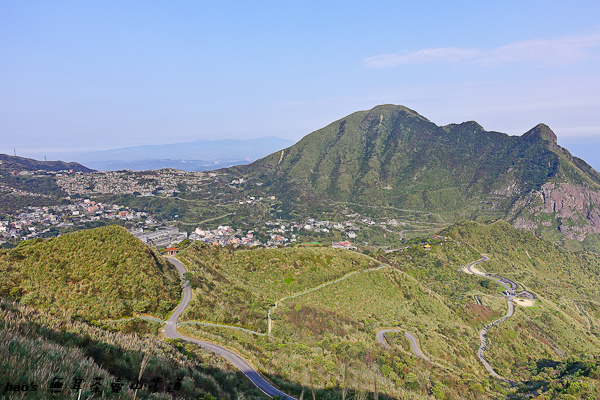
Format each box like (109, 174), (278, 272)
(0, 225), (180, 320)
(230, 105), (563, 215)
(178, 245), (379, 332)
(3, 221), (600, 398)
(177, 243), (508, 399)
(0, 300), (265, 400)
(441, 221), (600, 382)
(178, 224), (600, 399)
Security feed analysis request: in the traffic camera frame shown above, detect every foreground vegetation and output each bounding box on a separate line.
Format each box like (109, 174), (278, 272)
(0, 300), (265, 399)
(0, 225), (181, 320)
(3, 221), (600, 398)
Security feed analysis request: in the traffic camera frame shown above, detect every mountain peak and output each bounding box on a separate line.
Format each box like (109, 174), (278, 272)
(443, 121), (485, 132)
(522, 123), (558, 144)
(367, 104), (430, 121)
(0, 154), (95, 173)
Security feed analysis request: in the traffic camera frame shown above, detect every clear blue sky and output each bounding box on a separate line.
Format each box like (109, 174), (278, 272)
(2, 1), (600, 166)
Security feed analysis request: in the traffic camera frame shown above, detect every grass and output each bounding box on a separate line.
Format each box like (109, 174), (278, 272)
(4, 219), (600, 399)
(175, 224), (600, 399)
(176, 241), (518, 398)
(0, 225), (181, 320)
(178, 245), (379, 331)
(0, 299), (266, 400)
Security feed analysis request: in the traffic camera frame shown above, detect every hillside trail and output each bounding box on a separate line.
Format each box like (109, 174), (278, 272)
(571, 300), (592, 331)
(107, 251), (518, 386)
(267, 264), (389, 334)
(176, 212), (235, 226)
(148, 251), (515, 393)
(376, 329), (436, 363)
(164, 256), (296, 400)
(333, 201), (447, 223)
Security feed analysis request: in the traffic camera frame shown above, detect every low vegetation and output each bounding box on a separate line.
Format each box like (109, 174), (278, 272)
(3, 220), (600, 399)
(178, 245), (378, 331)
(0, 225), (181, 320)
(176, 223), (600, 399)
(0, 299), (265, 399)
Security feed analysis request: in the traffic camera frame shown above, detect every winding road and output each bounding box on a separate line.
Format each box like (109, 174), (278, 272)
(164, 256), (296, 400)
(163, 252), (518, 392)
(377, 329), (430, 361)
(464, 255), (515, 381)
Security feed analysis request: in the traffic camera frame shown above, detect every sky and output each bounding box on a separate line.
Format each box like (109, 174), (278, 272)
(1, 1), (600, 168)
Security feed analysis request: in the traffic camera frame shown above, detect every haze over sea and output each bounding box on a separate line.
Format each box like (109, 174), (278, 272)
(2, 1), (599, 169)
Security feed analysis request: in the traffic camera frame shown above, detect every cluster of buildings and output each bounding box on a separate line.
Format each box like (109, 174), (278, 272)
(0, 183), (53, 198)
(190, 226), (257, 246)
(0, 200), (146, 244)
(331, 241), (357, 249)
(130, 226), (188, 248)
(236, 195), (277, 206)
(55, 169), (211, 196)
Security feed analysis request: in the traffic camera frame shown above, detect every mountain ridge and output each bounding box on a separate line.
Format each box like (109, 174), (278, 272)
(0, 154), (95, 173)
(225, 104), (600, 251)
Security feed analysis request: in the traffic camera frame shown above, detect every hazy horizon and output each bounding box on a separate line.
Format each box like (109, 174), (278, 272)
(2, 2), (599, 166)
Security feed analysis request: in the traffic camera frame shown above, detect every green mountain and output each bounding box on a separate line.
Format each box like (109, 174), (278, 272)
(227, 104), (600, 251)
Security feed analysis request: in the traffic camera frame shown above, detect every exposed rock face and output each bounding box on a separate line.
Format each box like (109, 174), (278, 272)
(512, 217), (538, 231)
(229, 104), (600, 248)
(509, 182), (600, 241)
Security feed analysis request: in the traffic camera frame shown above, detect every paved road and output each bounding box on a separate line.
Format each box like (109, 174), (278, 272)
(164, 257), (295, 400)
(466, 256), (517, 294)
(477, 297), (514, 381)
(376, 329), (430, 361)
(464, 255), (514, 382)
(465, 255), (490, 275)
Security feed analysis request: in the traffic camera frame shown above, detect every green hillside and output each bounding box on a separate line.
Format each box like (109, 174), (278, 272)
(0, 299), (266, 400)
(3, 221), (600, 398)
(227, 104), (600, 251)
(0, 154), (95, 173)
(178, 246), (379, 331)
(0, 225), (180, 320)
(178, 244), (486, 399)
(176, 229), (600, 399)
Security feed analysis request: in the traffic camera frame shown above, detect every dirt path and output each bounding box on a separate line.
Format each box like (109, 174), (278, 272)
(268, 264), (389, 334)
(571, 300), (592, 331)
(177, 212), (235, 226)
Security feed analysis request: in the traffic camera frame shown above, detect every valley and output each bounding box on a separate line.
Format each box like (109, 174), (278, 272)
(3, 105), (600, 399)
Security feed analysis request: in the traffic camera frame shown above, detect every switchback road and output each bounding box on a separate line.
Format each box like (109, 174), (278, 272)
(164, 257), (295, 400)
(477, 299), (513, 381)
(376, 329), (430, 361)
(463, 255), (514, 381)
